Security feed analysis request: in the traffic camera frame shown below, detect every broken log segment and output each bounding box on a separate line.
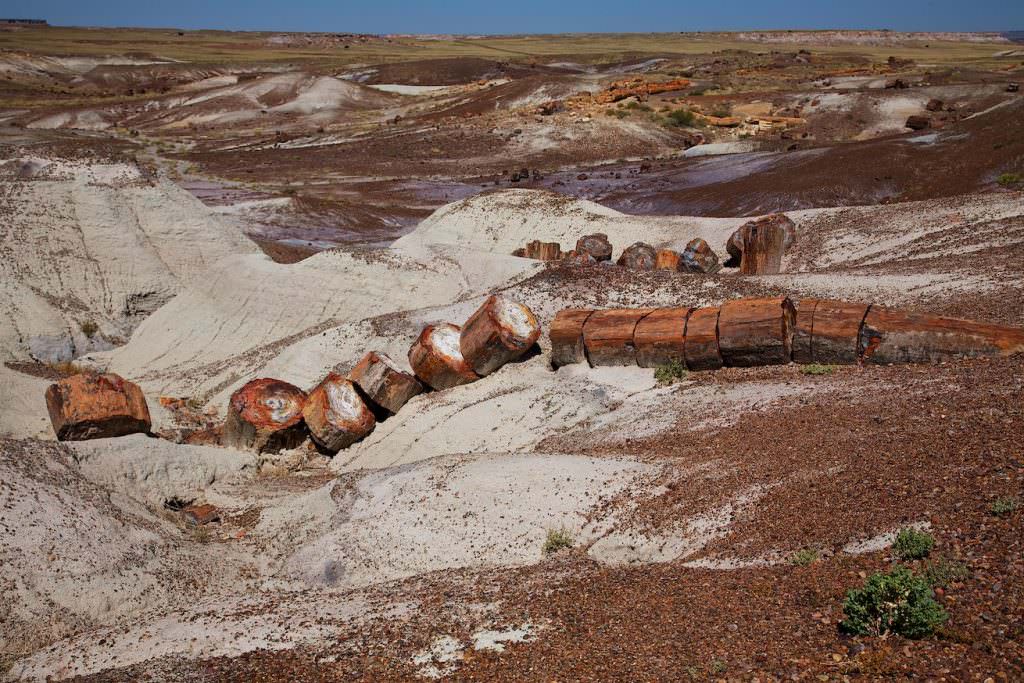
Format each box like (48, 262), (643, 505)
(681, 238), (722, 274)
(726, 214), (796, 274)
(617, 242), (658, 270)
(303, 372), (376, 453)
(224, 378), (306, 453)
(683, 306), (723, 371)
(575, 233), (613, 262)
(718, 297), (796, 367)
(635, 307), (692, 368)
(791, 298), (819, 365)
(583, 308), (656, 366)
(655, 249), (682, 272)
(408, 323), (480, 390)
(521, 240), (563, 261)
(811, 300), (870, 364)
(459, 295), (541, 376)
(859, 306), (1024, 365)
(45, 372), (151, 441)
(347, 351), (423, 415)
(550, 309), (594, 368)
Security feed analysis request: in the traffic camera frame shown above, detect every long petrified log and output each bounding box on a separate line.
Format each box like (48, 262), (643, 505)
(303, 372), (375, 453)
(224, 378), (306, 453)
(576, 233), (613, 262)
(683, 306), (723, 371)
(409, 323), (480, 390)
(859, 306), (1024, 365)
(45, 372), (151, 441)
(348, 351), (423, 415)
(583, 308), (655, 366)
(460, 295), (541, 376)
(791, 298), (817, 364)
(617, 242), (658, 270)
(811, 299), (870, 364)
(635, 307), (691, 368)
(550, 309), (594, 368)
(718, 297), (796, 367)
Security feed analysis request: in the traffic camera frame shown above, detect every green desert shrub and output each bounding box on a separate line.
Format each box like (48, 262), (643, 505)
(542, 528), (574, 555)
(789, 548), (820, 566)
(996, 172), (1021, 187)
(990, 496), (1019, 517)
(800, 363), (836, 375)
(922, 558), (969, 588)
(841, 567), (947, 638)
(892, 528), (935, 561)
(665, 108), (696, 127)
(654, 359), (688, 385)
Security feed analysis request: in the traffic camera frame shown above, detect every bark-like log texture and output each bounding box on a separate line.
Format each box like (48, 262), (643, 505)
(224, 378), (306, 453)
(348, 351), (423, 415)
(575, 233), (613, 262)
(562, 249), (597, 264)
(460, 295), (541, 376)
(303, 372), (375, 453)
(550, 309), (594, 368)
(718, 297), (795, 367)
(683, 306), (723, 371)
(725, 214), (796, 274)
(680, 238), (722, 274)
(635, 307), (691, 368)
(409, 323), (480, 390)
(859, 306), (1024, 365)
(617, 242), (658, 270)
(583, 308), (655, 366)
(791, 298), (819, 365)
(45, 372), (151, 441)
(655, 249), (682, 271)
(517, 240), (563, 261)
(810, 299), (870, 364)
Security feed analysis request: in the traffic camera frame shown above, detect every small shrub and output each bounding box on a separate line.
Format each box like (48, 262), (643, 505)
(79, 320), (98, 338)
(990, 496), (1019, 517)
(923, 558), (969, 588)
(840, 567), (947, 638)
(654, 359), (688, 385)
(800, 363), (836, 376)
(892, 528), (935, 561)
(789, 548), (820, 566)
(665, 108), (696, 127)
(542, 528), (574, 555)
(605, 108), (630, 119)
(996, 172), (1021, 187)
(710, 104), (733, 118)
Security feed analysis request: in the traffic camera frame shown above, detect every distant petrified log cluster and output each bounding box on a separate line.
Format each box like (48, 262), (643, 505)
(551, 297), (1024, 371)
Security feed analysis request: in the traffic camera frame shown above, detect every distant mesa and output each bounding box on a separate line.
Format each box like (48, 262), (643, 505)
(2, 18), (47, 25)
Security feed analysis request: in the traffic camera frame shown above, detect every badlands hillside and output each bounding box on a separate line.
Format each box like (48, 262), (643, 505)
(1, 25), (1023, 681)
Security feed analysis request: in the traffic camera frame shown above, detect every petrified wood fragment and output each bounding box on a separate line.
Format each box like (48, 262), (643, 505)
(348, 351), (423, 415)
(683, 306), (723, 371)
(45, 372), (151, 441)
(460, 295), (541, 376)
(303, 372), (375, 453)
(680, 238), (722, 274)
(725, 214), (796, 274)
(617, 242), (658, 270)
(635, 307), (691, 368)
(521, 240), (563, 261)
(583, 308), (655, 366)
(655, 249), (683, 271)
(408, 323), (480, 390)
(550, 309), (594, 368)
(718, 297), (795, 367)
(224, 378), (306, 453)
(575, 233), (613, 261)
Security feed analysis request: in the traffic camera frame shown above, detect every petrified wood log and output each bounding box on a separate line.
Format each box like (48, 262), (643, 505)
(575, 233), (613, 261)
(224, 378), (306, 453)
(617, 242), (658, 270)
(348, 351), (423, 415)
(45, 372), (151, 441)
(725, 214), (796, 273)
(550, 309), (594, 368)
(408, 323), (480, 390)
(683, 306), (723, 371)
(791, 298), (819, 365)
(810, 299), (870, 364)
(583, 308), (655, 366)
(460, 295), (541, 376)
(562, 249), (597, 264)
(303, 372), (376, 453)
(718, 297), (795, 367)
(522, 240), (563, 261)
(635, 307), (691, 368)
(655, 249), (683, 271)
(681, 238), (722, 274)
(859, 306), (1024, 365)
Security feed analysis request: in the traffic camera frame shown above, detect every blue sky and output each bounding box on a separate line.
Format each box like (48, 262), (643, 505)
(2, 0), (1021, 34)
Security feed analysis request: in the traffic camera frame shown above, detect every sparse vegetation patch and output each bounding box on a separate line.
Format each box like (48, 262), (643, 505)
(654, 359), (688, 385)
(841, 567), (947, 638)
(892, 527), (935, 561)
(542, 528), (574, 555)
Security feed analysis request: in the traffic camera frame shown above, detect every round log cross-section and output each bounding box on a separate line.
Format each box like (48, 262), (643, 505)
(718, 297), (796, 367)
(550, 309), (594, 368)
(683, 306), (723, 371)
(583, 308), (655, 366)
(617, 242), (658, 270)
(224, 378), (307, 453)
(409, 323), (480, 390)
(575, 233), (613, 261)
(348, 351), (423, 415)
(460, 295), (541, 376)
(635, 307), (691, 368)
(303, 373), (376, 453)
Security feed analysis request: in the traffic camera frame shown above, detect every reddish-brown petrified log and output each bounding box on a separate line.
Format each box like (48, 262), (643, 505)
(655, 249), (683, 271)
(348, 351), (423, 415)
(575, 233), (613, 261)
(725, 214), (796, 274)
(521, 240), (563, 261)
(302, 372), (375, 453)
(460, 295), (541, 376)
(562, 249), (597, 264)
(408, 323), (480, 390)
(791, 298), (819, 365)
(683, 306), (723, 371)
(617, 242), (658, 270)
(224, 378), (306, 453)
(583, 308), (655, 366)
(859, 306), (1024, 365)
(680, 238), (722, 274)
(811, 299), (870, 364)
(635, 307), (692, 368)
(718, 297), (795, 367)
(550, 309), (594, 368)
(45, 372), (151, 441)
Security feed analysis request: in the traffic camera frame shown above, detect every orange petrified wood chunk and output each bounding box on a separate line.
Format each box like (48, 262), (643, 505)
(550, 309), (594, 368)
(45, 372), (151, 441)
(655, 249), (683, 272)
(583, 308), (656, 366)
(718, 297), (796, 367)
(459, 295), (541, 376)
(303, 372), (376, 453)
(408, 323), (480, 390)
(223, 378), (306, 453)
(347, 351), (423, 415)
(634, 307), (692, 368)
(683, 306), (723, 371)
